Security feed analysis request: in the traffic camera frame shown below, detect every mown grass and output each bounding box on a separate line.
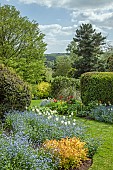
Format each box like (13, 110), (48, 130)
(76, 117), (113, 170)
(30, 99), (41, 107)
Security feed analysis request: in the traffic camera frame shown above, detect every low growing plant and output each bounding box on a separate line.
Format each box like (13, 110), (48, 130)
(89, 105), (113, 123)
(4, 109), (85, 145)
(0, 132), (58, 170)
(77, 102), (113, 124)
(43, 137), (89, 170)
(43, 96), (82, 116)
(4, 108), (100, 169)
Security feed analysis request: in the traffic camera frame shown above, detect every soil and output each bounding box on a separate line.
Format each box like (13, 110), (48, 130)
(59, 159), (93, 170)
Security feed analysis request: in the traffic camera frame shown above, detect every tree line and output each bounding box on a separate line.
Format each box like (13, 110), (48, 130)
(0, 5), (113, 85)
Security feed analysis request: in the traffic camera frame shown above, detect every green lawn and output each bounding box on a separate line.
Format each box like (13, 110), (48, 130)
(76, 117), (113, 170)
(30, 99), (42, 107)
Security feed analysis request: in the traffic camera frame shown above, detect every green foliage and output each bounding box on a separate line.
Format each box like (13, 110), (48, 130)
(0, 132), (58, 170)
(46, 101), (69, 115)
(0, 64), (31, 118)
(37, 81), (51, 99)
(45, 67), (53, 82)
(0, 5), (46, 84)
(2, 108), (101, 169)
(43, 137), (88, 170)
(45, 97), (82, 116)
(77, 102), (113, 124)
(52, 55), (72, 77)
(31, 84), (38, 99)
(51, 76), (80, 99)
(67, 23), (106, 77)
(31, 82), (51, 99)
(107, 54), (113, 71)
(80, 72), (113, 105)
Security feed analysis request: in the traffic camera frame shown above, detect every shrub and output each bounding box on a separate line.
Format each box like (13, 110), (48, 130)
(51, 76), (80, 99)
(37, 81), (51, 99)
(80, 72), (113, 105)
(43, 137), (88, 170)
(0, 64), (31, 118)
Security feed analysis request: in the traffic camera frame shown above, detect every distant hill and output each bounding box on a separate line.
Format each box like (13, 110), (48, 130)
(45, 53), (69, 62)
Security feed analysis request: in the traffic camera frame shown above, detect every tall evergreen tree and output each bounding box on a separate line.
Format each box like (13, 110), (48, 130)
(107, 55), (113, 71)
(67, 23), (106, 77)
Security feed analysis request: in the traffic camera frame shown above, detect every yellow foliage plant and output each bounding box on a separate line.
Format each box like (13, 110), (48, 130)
(43, 137), (89, 170)
(37, 81), (51, 98)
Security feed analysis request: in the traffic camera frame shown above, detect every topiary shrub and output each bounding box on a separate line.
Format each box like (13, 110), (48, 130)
(0, 64), (31, 118)
(80, 72), (113, 105)
(51, 76), (80, 100)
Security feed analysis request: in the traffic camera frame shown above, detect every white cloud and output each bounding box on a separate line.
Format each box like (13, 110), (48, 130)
(39, 24), (77, 53)
(39, 24), (77, 37)
(71, 8), (113, 22)
(19, 0), (113, 10)
(71, 5), (113, 29)
(18, 0), (113, 53)
(19, 0), (113, 9)
(82, 11), (113, 22)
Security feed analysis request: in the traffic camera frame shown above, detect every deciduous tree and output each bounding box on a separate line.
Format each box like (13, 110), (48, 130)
(0, 5), (47, 83)
(52, 56), (72, 77)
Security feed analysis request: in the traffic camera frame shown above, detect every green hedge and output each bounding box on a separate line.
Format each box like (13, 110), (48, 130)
(80, 72), (113, 105)
(0, 64), (31, 118)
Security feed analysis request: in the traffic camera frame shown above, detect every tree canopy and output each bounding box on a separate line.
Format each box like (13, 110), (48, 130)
(0, 5), (47, 84)
(67, 23), (106, 77)
(53, 55), (72, 77)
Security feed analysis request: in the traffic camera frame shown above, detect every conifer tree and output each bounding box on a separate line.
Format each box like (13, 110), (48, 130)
(67, 23), (106, 77)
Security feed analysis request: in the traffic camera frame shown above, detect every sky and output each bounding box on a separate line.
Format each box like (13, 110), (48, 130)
(1, 0), (113, 53)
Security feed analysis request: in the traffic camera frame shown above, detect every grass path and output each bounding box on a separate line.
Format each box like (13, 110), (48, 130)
(77, 118), (113, 170)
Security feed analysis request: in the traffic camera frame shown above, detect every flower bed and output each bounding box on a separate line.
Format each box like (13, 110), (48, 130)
(0, 108), (100, 170)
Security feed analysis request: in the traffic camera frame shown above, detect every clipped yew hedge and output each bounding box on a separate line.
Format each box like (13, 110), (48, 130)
(0, 64), (31, 118)
(80, 72), (113, 105)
